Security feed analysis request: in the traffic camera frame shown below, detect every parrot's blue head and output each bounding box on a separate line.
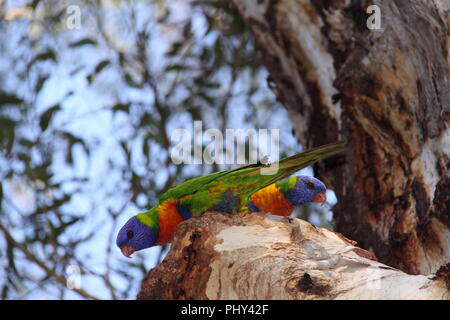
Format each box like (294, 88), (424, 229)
(116, 215), (158, 258)
(285, 176), (327, 206)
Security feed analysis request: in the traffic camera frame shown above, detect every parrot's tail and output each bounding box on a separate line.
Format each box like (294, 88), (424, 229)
(232, 140), (346, 190)
(247, 140), (346, 195)
(278, 141), (346, 173)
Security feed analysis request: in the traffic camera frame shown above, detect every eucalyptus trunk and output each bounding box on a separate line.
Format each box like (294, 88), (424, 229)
(231, 0), (450, 275)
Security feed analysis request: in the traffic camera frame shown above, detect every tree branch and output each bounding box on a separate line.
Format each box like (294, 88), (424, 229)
(0, 223), (100, 300)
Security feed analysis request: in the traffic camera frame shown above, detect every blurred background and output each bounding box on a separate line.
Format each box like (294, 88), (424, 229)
(0, 0), (337, 299)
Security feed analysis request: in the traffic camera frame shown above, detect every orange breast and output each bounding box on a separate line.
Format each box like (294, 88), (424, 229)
(250, 184), (295, 216)
(155, 199), (184, 245)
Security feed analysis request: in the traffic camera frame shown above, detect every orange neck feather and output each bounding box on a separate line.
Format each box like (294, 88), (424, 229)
(155, 199), (184, 245)
(249, 184), (295, 216)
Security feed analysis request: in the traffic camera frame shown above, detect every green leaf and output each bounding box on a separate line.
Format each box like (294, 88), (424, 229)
(0, 91), (23, 107)
(166, 42), (183, 56)
(112, 103), (131, 114)
(6, 239), (18, 274)
(35, 74), (49, 93)
(94, 60), (110, 73)
(27, 49), (57, 70)
(0, 117), (16, 129)
(194, 78), (220, 88)
(2, 285), (9, 300)
(69, 38), (97, 48)
(0, 117), (15, 154)
(39, 104), (60, 132)
(118, 52), (126, 67)
(119, 140), (131, 164)
(165, 64), (186, 72)
(142, 139), (149, 157)
(87, 60), (110, 84)
(186, 105), (202, 121)
(124, 73), (142, 88)
(57, 130), (90, 164)
(213, 39), (224, 66)
(17, 152), (31, 165)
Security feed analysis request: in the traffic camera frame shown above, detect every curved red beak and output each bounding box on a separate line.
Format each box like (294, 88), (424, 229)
(311, 192), (327, 206)
(120, 245), (135, 258)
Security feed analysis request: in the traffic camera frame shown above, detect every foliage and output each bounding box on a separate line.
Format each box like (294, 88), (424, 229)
(0, 0), (319, 299)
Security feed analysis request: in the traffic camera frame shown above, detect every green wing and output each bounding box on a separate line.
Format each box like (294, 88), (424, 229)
(158, 162), (261, 202)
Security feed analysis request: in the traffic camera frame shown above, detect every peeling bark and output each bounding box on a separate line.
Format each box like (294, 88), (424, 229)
(231, 0), (450, 275)
(137, 212), (449, 300)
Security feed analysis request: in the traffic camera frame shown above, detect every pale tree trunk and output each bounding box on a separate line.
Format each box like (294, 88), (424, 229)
(137, 212), (449, 299)
(230, 0), (450, 275)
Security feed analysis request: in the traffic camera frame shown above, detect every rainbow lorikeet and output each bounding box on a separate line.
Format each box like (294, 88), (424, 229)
(117, 141), (344, 257)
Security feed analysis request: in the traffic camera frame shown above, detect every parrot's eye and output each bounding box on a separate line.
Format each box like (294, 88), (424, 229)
(306, 182), (315, 190)
(127, 230), (134, 239)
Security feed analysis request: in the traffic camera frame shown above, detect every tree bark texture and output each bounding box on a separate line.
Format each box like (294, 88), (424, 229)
(231, 0), (450, 275)
(137, 212), (449, 300)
